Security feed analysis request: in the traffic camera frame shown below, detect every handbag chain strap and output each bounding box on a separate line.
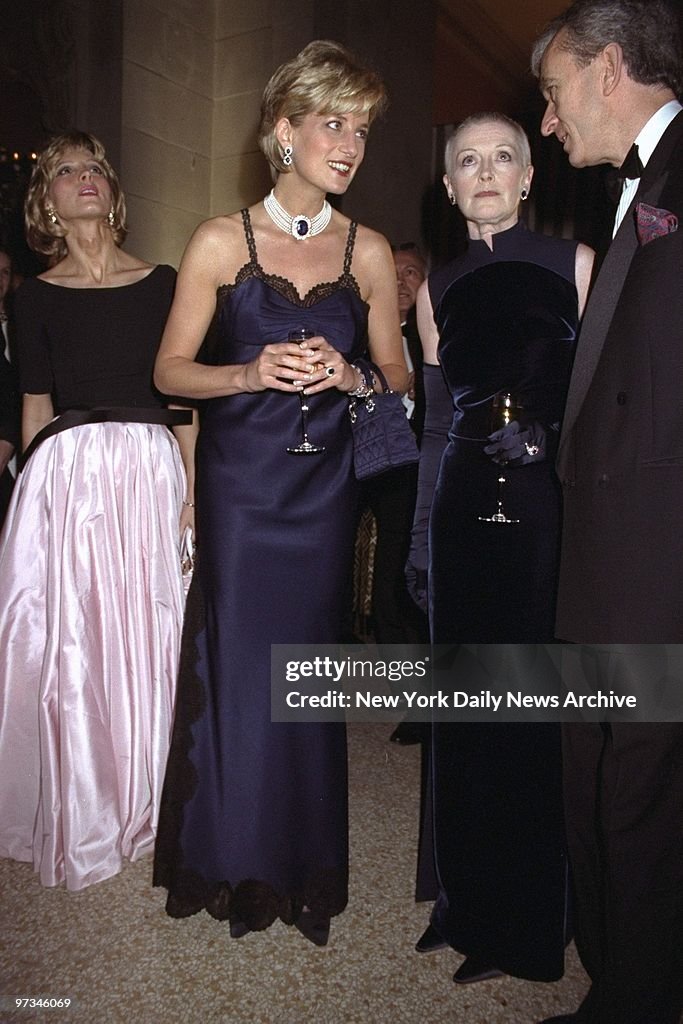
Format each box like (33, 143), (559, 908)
(348, 359), (393, 422)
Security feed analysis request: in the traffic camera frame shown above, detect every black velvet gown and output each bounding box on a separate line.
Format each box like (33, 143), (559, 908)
(424, 222), (580, 981)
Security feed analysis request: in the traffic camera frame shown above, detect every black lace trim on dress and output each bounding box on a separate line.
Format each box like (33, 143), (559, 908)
(152, 558), (206, 906)
(215, 208), (364, 310)
(152, 552), (348, 929)
(160, 869), (348, 931)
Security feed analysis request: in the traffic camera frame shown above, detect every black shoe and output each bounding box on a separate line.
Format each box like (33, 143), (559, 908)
(389, 722), (425, 745)
(453, 956), (504, 984)
(294, 911), (330, 947)
(415, 924), (448, 953)
(229, 918), (250, 939)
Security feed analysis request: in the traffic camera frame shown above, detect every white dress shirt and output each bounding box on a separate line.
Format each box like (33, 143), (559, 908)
(401, 325), (415, 419)
(0, 316), (9, 362)
(614, 99), (683, 235)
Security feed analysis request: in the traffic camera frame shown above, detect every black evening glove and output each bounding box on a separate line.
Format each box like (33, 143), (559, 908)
(483, 419), (547, 465)
(405, 364), (452, 613)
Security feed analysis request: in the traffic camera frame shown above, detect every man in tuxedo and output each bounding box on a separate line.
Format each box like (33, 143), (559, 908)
(531, 3), (683, 1022)
(0, 247), (20, 528)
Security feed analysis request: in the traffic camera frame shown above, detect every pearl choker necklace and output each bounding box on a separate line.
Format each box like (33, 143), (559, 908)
(263, 189), (332, 240)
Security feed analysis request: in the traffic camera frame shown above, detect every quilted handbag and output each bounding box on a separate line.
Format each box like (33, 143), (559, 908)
(349, 360), (419, 480)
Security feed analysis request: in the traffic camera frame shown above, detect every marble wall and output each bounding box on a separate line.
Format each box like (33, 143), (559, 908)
(121, 0), (215, 265)
(119, 0), (435, 266)
(2, 0), (435, 268)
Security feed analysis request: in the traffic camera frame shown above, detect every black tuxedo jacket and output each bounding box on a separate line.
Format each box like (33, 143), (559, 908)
(556, 110), (683, 641)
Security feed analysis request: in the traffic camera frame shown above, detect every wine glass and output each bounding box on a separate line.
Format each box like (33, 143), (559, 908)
(286, 328), (326, 455)
(478, 391), (522, 525)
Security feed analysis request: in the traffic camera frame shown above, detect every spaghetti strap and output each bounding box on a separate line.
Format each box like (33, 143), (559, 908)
(217, 212), (364, 309)
(343, 222), (358, 276)
(241, 209), (258, 264)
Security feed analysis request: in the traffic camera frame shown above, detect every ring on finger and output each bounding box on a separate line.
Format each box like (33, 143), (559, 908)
(325, 366), (336, 377)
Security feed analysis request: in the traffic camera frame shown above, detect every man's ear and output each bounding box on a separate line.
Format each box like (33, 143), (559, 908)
(601, 42), (624, 97)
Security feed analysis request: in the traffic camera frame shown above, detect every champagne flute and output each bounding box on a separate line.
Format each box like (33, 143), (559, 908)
(478, 392), (521, 524)
(286, 328), (326, 455)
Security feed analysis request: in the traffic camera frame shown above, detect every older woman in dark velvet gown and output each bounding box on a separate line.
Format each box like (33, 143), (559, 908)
(407, 112), (593, 984)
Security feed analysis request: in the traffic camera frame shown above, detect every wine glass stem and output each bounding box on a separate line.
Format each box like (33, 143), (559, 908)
(299, 392), (309, 442)
(497, 474), (506, 512)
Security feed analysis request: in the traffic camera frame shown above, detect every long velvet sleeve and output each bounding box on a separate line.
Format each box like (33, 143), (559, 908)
(405, 363), (453, 611)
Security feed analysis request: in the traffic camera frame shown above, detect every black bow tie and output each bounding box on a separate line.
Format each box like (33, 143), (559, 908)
(619, 142), (643, 180)
(605, 142), (644, 202)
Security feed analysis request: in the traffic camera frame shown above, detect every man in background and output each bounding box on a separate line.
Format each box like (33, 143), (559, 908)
(394, 243), (427, 440)
(364, 243), (429, 646)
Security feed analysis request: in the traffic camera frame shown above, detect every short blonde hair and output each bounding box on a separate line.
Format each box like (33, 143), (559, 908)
(258, 40), (387, 175)
(25, 131), (127, 261)
(445, 112), (532, 177)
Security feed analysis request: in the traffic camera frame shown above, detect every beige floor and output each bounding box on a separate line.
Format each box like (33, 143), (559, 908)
(0, 723), (590, 1024)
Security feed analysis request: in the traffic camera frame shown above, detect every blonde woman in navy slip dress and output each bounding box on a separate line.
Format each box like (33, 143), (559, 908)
(152, 41), (407, 943)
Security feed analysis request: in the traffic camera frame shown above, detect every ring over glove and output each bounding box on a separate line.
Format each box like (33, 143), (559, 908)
(483, 419), (547, 465)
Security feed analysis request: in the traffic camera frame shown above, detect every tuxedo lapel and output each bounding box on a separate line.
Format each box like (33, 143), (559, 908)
(558, 111), (683, 461)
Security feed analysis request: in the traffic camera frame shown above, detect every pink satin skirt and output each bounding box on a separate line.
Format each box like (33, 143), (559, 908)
(0, 422), (186, 890)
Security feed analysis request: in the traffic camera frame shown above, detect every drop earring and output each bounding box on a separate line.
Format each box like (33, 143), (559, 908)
(449, 192), (457, 207)
(47, 204), (58, 225)
(283, 145), (293, 167)
(108, 208), (115, 227)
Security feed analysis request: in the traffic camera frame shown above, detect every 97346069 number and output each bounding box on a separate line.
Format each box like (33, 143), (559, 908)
(1, 997), (74, 1010)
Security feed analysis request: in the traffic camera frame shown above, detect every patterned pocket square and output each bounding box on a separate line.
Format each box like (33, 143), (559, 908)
(635, 202), (678, 245)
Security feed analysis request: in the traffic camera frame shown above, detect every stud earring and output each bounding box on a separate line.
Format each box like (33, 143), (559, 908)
(47, 205), (58, 225)
(520, 188), (529, 201)
(108, 208), (115, 227)
(282, 145), (293, 167)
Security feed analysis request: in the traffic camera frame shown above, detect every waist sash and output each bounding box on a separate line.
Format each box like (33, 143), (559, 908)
(21, 406), (193, 470)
